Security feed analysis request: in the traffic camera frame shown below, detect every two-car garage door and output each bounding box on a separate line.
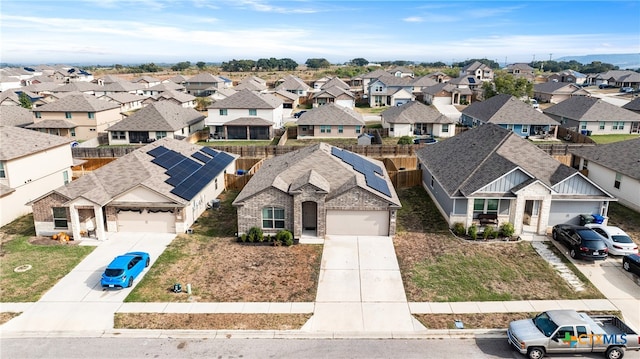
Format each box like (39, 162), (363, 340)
(117, 209), (176, 233)
(325, 210), (389, 236)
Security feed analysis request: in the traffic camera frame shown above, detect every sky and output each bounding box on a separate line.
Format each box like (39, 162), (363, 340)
(1, 0), (639, 65)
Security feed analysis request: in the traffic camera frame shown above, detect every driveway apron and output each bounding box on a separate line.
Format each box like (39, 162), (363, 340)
(305, 236), (424, 332)
(0, 232), (175, 334)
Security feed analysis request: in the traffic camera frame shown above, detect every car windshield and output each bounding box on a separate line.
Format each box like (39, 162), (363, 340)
(612, 235), (633, 243)
(533, 312), (558, 337)
(577, 229), (602, 240)
(584, 239), (605, 248)
(105, 268), (124, 277)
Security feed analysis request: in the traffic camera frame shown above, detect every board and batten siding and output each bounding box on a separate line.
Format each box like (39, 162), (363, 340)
(421, 165), (454, 217)
(476, 169), (530, 193)
(552, 174), (607, 195)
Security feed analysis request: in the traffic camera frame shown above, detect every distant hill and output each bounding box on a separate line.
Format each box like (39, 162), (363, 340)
(556, 53), (640, 69)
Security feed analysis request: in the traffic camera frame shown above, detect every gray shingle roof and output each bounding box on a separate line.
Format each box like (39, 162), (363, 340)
(297, 103), (364, 126)
(0, 125), (71, 161)
(26, 119), (77, 129)
(233, 142), (400, 207)
(321, 77), (350, 90)
(273, 89), (298, 101)
(187, 72), (224, 83)
(224, 117), (274, 126)
(100, 81), (145, 92)
(462, 94), (559, 125)
(157, 90), (195, 103)
(36, 93), (120, 112)
(622, 97), (640, 112)
(533, 82), (586, 94)
(382, 101), (452, 124)
(51, 82), (100, 93)
(543, 96), (640, 122)
(101, 93), (147, 104)
(411, 75), (438, 88)
(147, 82), (185, 92)
(312, 86), (354, 99)
(0, 106), (34, 127)
(106, 101), (204, 131)
(275, 75), (310, 91)
(209, 89), (282, 109)
(570, 138), (640, 180)
(416, 123), (578, 196)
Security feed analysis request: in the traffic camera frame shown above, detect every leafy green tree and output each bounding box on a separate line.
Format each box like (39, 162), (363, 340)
(195, 97), (212, 111)
(171, 61), (191, 71)
(350, 58), (369, 66)
(305, 58), (331, 69)
(196, 61), (206, 70)
(397, 136), (413, 145)
(483, 72), (533, 99)
(19, 92), (32, 109)
(279, 58), (298, 71)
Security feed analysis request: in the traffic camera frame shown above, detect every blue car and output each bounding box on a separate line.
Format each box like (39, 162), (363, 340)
(101, 252), (150, 289)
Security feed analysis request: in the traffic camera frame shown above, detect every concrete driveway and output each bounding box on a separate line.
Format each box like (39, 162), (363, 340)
(0, 232), (175, 334)
(550, 239), (640, 331)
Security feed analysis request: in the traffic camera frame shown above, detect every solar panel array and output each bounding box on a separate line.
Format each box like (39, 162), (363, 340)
(147, 145), (233, 200)
(331, 147), (392, 197)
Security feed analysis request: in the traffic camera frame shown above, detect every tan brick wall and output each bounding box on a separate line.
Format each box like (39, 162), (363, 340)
(32, 193), (69, 222)
(236, 188), (294, 236)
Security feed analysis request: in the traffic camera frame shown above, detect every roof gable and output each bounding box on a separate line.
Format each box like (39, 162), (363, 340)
(209, 89), (283, 109)
(382, 101), (451, 124)
(297, 103), (364, 125)
(106, 101), (203, 131)
(463, 94), (558, 125)
(544, 96), (640, 121)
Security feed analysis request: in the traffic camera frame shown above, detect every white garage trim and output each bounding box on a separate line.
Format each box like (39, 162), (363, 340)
(326, 210), (389, 236)
(117, 209), (176, 233)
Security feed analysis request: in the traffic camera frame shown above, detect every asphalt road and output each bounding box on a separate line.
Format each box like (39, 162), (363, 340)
(3, 337), (637, 359)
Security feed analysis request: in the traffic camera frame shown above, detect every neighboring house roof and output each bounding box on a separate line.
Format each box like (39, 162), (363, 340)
(622, 97), (640, 112)
(187, 72), (225, 84)
(106, 101), (204, 132)
(101, 93), (147, 104)
(506, 63), (534, 72)
(411, 76), (438, 88)
(37, 138), (236, 206)
(209, 89), (282, 109)
(234, 80), (265, 92)
(96, 75), (128, 84)
(35, 93), (120, 112)
(0, 125), (71, 161)
(597, 70), (640, 82)
(147, 82), (185, 92)
(423, 83), (472, 95)
(167, 74), (189, 84)
(416, 123), (597, 197)
(26, 119), (77, 129)
(462, 94), (559, 125)
(0, 89), (20, 105)
(50, 82), (100, 93)
(382, 101), (452, 124)
(373, 74), (414, 87)
(133, 76), (161, 83)
(22, 82), (64, 93)
(233, 142), (401, 207)
(570, 138), (640, 180)
(462, 61), (491, 72)
(543, 96), (640, 122)
(157, 90), (196, 103)
(297, 103), (364, 126)
(448, 76), (479, 86)
(321, 77), (350, 90)
(533, 82), (589, 95)
(361, 69), (391, 79)
(224, 117), (273, 126)
(313, 86), (354, 99)
(100, 81), (144, 93)
(552, 69), (586, 79)
(0, 106), (34, 127)
(275, 75), (310, 92)
(273, 89), (298, 101)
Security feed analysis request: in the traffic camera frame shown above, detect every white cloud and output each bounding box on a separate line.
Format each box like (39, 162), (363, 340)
(403, 16), (424, 23)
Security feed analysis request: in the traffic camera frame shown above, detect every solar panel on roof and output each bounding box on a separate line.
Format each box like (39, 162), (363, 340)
(331, 146), (391, 198)
(152, 150), (184, 169)
(468, 78), (476, 84)
(170, 150), (235, 200)
(165, 158), (201, 186)
(192, 151), (212, 164)
(148, 146), (169, 157)
(200, 147), (219, 158)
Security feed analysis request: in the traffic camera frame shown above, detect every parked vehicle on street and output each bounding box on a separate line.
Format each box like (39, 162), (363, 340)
(293, 110), (307, 118)
(620, 87), (634, 93)
(599, 84), (611, 89)
(585, 224), (638, 256)
(508, 309), (640, 359)
(623, 253), (640, 275)
(552, 224), (608, 260)
(101, 252), (150, 289)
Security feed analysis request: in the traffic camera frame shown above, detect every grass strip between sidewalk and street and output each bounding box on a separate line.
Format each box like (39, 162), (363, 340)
(114, 313), (311, 330)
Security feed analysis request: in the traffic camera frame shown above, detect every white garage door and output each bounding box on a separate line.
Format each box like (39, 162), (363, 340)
(117, 209), (176, 233)
(432, 96), (451, 105)
(326, 210), (389, 236)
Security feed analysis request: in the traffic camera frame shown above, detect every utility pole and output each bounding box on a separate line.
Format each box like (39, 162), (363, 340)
(549, 53), (553, 61)
(532, 54), (536, 63)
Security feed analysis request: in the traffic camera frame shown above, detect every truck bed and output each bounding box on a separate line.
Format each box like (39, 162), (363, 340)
(584, 314), (638, 336)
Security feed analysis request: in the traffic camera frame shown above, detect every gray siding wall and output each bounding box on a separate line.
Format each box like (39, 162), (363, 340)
(548, 200), (602, 226)
(552, 175), (606, 195)
(422, 166), (454, 216)
(478, 169), (529, 193)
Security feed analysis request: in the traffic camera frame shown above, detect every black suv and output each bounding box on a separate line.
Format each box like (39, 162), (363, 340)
(552, 224), (608, 260)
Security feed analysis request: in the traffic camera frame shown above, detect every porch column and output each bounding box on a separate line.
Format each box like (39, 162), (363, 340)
(512, 197), (526, 236)
(69, 205), (81, 241)
(246, 126), (250, 140)
(537, 197), (552, 235)
(94, 204), (107, 240)
(466, 199), (475, 228)
(292, 195), (302, 238)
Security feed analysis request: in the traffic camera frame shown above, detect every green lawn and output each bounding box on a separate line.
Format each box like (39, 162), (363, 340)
(0, 215), (94, 302)
(589, 134), (639, 144)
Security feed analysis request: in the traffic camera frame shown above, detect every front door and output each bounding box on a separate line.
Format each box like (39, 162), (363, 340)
(631, 122), (639, 133)
(302, 201), (317, 231)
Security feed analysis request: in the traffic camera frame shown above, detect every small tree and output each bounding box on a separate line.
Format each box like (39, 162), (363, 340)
(195, 97), (212, 111)
(247, 226), (263, 243)
(452, 222), (466, 236)
(500, 222), (515, 238)
(397, 136), (413, 145)
(19, 92), (32, 109)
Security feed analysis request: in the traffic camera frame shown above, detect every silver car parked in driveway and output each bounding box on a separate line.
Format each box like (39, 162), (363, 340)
(585, 224), (639, 256)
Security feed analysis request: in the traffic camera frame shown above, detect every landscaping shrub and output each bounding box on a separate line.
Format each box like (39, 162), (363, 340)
(468, 224), (478, 240)
(247, 227), (263, 243)
(452, 222), (466, 236)
(276, 230), (294, 246)
(500, 222), (515, 238)
(240, 233), (247, 242)
(397, 136), (413, 145)
(483, 226), (497, 240)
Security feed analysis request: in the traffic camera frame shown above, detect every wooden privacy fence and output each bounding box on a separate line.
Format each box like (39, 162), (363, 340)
(387, 169), (422, 188)
(536, 143), (596, 155)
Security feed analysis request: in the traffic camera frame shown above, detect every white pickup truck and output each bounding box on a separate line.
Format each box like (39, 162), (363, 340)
(507, 310), (640, 359)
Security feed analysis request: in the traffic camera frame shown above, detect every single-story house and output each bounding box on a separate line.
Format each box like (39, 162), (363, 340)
(381, 101), (455, 138)
(460, 94), (560, 138)
(416, 123), (615, 236)
(571, 138), (640, 212)
(0, 126), (73, 227)
(543, 96), (640, 135)
(296, 103), (365, 138)
(105, 101), (205, 144)
(533, 82), (590, 103)
(30, 138), (237, 239)
(547, 70), (587, 85)
(312, 86), (355, 108)
(275, 74), (311, 97)
(622, 97), (640, 115)
(233, 142), (401, 238)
